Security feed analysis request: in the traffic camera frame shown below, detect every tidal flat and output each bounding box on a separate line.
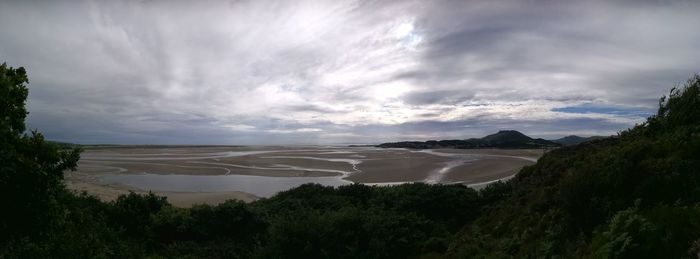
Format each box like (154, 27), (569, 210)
(66, 146), (542, 206)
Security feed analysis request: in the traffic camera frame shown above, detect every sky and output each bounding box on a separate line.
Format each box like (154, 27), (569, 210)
(1, 0), (699, 145)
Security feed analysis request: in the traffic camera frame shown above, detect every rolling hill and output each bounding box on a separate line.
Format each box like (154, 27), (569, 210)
(377, 130), (561, 149)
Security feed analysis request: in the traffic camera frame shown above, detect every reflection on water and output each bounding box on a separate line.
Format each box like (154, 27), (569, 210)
(100, 174), (352, 197)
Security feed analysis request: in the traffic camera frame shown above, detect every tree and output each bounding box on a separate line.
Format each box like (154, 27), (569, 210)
(0, 63), (82, 241)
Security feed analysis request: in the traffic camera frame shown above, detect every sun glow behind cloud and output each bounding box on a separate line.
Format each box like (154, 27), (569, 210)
(0, 0), (698, 144)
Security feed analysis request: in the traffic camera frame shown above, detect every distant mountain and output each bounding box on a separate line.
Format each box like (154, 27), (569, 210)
(551, 135), (605, 146)
(377, 130), (561, 149)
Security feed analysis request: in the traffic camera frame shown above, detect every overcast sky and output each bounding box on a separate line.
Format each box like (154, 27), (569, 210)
(1, 0), (699, 144)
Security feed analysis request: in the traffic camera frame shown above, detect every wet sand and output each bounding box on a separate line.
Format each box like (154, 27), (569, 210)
(344, 155), (447, 182)
(67, 146), (543, 207)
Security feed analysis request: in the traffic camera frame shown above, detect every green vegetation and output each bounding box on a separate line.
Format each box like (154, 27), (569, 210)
(449, 75), (700, 258)
(378, 130), (561, 149)
(0, 63), (82, 246)
(1, 63), (699, 258)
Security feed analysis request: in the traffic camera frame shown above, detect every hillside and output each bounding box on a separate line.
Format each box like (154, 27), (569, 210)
(551, 135), (606, 146)
(448, 75), (700, 257)
(377, 130), (561, 149)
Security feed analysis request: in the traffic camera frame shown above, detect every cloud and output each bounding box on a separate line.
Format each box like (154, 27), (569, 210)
(552, 104), (654, 118)
(1, 0), (698, 144)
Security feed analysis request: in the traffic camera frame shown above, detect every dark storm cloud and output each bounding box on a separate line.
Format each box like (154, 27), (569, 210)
(1, 0), (698, 144)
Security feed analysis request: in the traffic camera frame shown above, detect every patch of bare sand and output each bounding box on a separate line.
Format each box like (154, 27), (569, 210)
(345, 155), (451, 183)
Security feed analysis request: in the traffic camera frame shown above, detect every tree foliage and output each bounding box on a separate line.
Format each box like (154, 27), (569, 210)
(0, 63), (81, 242)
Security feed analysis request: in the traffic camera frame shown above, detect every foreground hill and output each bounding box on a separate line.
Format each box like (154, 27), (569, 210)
(378, 130), (561, 149)
(551, 135), (606, 146)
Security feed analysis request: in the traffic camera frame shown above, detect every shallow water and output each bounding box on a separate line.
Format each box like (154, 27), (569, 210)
(100, 174), (352, 197)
